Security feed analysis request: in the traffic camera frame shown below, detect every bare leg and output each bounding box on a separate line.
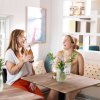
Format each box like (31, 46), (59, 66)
(66, 90), (80, 100)
(47, 90), (59, 100)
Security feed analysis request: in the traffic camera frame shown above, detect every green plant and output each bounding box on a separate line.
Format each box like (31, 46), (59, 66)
(47, 51), (78, 71)
(0, 59), (4, 71)
(47, 52), (55, 61)
(48, 52), (65, 71)
(67, 51), (78, 63)
(56, 60), (65, 71)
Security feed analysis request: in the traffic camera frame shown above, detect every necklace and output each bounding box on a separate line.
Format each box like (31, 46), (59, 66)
(63, 50), (74, 62)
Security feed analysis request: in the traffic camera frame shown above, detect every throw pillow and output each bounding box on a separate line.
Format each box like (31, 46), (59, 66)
(33, 60), (46, 74)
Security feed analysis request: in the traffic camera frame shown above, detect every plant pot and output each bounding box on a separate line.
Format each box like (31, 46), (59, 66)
(0, 70), (3, 92)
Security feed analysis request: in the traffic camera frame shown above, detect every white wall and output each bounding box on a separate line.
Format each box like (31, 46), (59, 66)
(0, 0), (40, 31)
(50, 0), (63, 54)
(39, 0), (64, 59)
(38, 0), (52, 60)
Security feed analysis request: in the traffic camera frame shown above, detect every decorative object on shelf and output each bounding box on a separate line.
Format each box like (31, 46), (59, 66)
(48, 51), (77, 82)
(0, 58), (4, 92)
(70, 1), (85, 16)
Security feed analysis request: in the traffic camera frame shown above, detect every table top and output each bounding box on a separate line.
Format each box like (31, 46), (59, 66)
(23, 73), (100, 94)
(0, 84), (43, 100)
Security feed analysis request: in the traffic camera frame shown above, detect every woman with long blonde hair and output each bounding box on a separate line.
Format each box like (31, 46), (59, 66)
(5, 29), (45, 99)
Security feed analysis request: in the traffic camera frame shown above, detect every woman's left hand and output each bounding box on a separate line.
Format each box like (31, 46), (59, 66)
(29, 83), (36, 92)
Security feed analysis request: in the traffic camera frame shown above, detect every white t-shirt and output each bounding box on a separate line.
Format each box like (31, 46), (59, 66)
(5, 49), (33, 85)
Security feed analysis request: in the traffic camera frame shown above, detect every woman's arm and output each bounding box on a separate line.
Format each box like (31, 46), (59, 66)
(6, 59), (24, 75)
(6, 55), (32, 75)
(78, 53), (84, 76)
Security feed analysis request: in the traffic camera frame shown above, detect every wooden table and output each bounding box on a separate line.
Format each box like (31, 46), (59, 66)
(0, 84), (43, 100)
(23, 73), (100, 94)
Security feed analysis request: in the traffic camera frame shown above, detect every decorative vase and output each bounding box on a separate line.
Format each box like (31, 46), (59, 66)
(56, 69), (66, 82)
(0, 70), (3, 92)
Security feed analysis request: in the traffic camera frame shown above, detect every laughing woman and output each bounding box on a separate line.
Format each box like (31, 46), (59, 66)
(48, 35), (84, 100)
(4, 29), (45, 99)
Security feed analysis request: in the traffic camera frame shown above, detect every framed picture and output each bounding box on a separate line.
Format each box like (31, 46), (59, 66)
(26, 7), (46, 44)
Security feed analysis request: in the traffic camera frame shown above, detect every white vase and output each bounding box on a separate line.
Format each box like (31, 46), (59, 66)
(0, 71), (3, 92)
(56, 69), (66, 82)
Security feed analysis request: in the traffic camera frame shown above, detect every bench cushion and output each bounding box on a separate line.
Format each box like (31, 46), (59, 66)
(33, 60), (46, 74)
(84, 63), (100, 80)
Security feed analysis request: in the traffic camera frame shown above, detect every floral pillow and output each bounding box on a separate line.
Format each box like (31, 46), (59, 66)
(84, 63), (100, 80)
(33, 60), (46, 74)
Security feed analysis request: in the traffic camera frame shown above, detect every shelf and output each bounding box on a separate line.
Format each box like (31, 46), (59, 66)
(64, 0), (86, 2)
(64, 32), (100, 36)
(63, 15), (91, 19)
(63, 16), (95, 23)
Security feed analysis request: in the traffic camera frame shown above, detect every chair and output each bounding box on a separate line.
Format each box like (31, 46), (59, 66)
(44, 55), (52, 72)
(2, 68), (7, 83)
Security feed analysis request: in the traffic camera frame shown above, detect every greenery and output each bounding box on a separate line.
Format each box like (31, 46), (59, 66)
(56, 60), (65, 71)
(0, 58), (4, 71)
(47, 51), (78, 71)
(67, 51), (78, 63)
(47, 52), (55, 61)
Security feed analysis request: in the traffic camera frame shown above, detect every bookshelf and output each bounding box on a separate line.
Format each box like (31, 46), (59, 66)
(63, 0), (100, 51)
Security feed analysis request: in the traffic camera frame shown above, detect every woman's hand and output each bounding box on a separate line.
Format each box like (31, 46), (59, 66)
(22, 54), (32, 63)
(29, 83), (36, 92)
(29, 54), (34, 62)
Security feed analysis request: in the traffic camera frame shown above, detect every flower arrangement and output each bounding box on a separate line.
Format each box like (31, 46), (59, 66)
(48, 51), (78, 82)
(47, 51), (78, 72)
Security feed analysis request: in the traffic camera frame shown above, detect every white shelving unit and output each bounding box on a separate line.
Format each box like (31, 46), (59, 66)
(63, 0), (100, 51)
(63, 14), (100, 50)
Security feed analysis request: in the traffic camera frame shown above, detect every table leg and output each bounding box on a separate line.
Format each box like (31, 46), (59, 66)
(59, 92), (65, 100)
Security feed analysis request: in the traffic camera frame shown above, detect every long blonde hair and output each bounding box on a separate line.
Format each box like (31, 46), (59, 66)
(7, 29), (25, 55)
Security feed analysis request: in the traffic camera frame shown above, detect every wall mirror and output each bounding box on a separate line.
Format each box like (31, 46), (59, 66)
(26, 6), (46, 44)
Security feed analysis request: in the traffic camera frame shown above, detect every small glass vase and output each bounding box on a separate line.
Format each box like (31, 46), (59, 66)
(56, 69), (66, 82)
(0, 70), (3, 92)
